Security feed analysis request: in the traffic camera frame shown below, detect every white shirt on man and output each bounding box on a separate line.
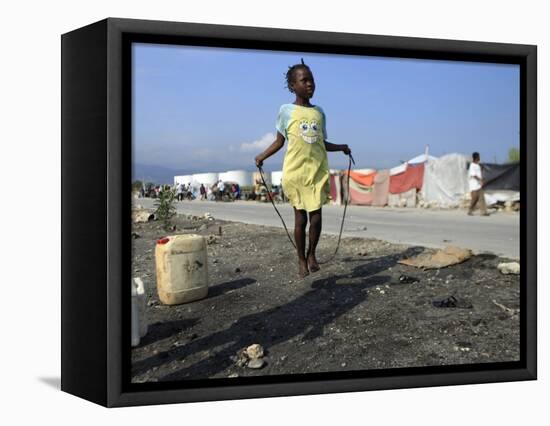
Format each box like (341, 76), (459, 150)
(468, 162), (482, 191)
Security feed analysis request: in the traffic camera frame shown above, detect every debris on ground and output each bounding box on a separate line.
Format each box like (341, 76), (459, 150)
(398, 245), (473, 269)
(497, 262), (520, 275)
(131, 212), (519, 382)
(246, 344), (264, 359)
(247, 358), (265, 369)
(492, 300), (519, 316)
(233, 344), (266, 369)
(132, 209), (155, 223)
(398, 274), (419, 284)
(206, 235), (219, 245)
(432, 295), (473, 309)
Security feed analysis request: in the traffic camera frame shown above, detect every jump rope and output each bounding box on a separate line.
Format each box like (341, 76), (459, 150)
(257, 150), (355, 265)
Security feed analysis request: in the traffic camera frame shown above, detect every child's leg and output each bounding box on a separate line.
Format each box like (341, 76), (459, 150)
(307, 208), (322, 272)
(293, 207), (309, 277)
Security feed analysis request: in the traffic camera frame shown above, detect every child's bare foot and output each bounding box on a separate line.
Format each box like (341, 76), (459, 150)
(307, 254), (320, 273)
(298, 259), (310, 278)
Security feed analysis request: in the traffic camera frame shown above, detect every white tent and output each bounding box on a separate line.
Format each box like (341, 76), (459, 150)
(390, 153), (438, 176)
(407, 153), (438, 165)
(421, 153), (469, 207)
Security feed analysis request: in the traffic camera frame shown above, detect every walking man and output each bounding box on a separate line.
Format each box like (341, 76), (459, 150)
(468, 152), (489, 216)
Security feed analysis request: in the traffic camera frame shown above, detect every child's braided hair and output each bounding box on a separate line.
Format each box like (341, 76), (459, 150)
(285, 58), (311, 93)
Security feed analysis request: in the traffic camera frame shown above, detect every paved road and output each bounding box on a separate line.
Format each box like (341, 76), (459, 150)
(136, 199), (520, 259)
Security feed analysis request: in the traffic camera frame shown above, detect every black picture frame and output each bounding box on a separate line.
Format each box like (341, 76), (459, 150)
(61, 17), (537, 407)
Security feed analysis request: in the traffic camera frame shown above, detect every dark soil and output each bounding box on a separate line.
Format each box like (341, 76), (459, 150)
(131, 212), (520, 383)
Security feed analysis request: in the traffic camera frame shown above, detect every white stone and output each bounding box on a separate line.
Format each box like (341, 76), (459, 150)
(247, 358), (265, 369)
(246, 344), (264, 359)
(497, 262), (520, 275)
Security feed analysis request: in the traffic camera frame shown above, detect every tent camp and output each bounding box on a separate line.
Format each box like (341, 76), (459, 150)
(327, 152), (519, 209)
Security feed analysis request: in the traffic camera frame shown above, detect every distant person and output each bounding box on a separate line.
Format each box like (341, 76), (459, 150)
(468, 152), (489, 216)
(200, 184), (206, 200)
(176, 183), (184, 201)
(254, 58), (351, 278)
(211, 182), (218, 201)
(218, 180), (225, 200)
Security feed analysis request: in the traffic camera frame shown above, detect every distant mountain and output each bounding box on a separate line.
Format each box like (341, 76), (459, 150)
(132, 164), (199, 185)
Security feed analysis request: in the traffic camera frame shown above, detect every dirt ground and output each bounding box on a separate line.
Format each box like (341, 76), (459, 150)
(131, 211), (520, 383)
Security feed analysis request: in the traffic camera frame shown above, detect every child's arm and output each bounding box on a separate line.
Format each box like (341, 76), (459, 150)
(324, 140), (351, 155)
(255, 132), (285, 167)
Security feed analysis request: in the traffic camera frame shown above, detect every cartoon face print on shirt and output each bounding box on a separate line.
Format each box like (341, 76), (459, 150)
(299, 119), (320, 144)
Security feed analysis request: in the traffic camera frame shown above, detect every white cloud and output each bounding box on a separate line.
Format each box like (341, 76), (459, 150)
(240, 133), (275, 152)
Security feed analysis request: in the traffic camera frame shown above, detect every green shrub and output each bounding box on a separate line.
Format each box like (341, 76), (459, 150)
(154, 186), (177, 230)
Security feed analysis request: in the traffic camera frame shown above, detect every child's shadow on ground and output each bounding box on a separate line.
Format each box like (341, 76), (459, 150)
(132, 247), (424, 381)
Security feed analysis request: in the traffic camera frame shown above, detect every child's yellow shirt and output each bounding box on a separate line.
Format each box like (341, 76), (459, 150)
(276, 103), (330, 212)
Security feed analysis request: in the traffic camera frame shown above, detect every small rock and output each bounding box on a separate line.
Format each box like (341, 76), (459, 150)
(235, 267), (241, 273)
(228, 373), (239, 378)
(131, 232), (140, 239)
(379, 290), (385, 295)
(497, 262), (520, 275)
(432, 295), (473, 309)
(247, 358), (265, 369)
(341, 362), (347, 367)
(399, 275), (419, 284)
(246, 344), (264, 359)
(234, 348), (249, 367)
(213, 259), (218, 264)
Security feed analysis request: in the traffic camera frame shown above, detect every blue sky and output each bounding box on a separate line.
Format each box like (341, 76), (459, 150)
(132, 43), (519, 173)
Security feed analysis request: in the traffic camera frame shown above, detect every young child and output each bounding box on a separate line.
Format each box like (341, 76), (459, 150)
(255, 59), (351, 278)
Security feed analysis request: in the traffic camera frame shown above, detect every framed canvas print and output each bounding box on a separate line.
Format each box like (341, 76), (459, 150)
(61, 17), (537, 407)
